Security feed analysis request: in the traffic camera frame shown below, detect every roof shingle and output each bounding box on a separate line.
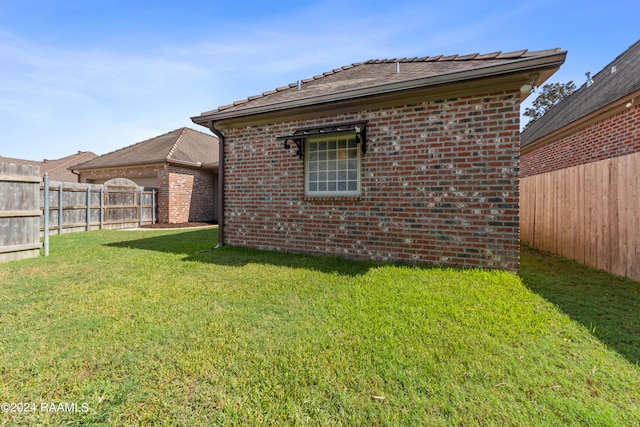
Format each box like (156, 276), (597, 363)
(522, 39), (640, 146)
(194, 48), (566, 123)
(70, 127), (219, 171)
(0, 151), (98, 182)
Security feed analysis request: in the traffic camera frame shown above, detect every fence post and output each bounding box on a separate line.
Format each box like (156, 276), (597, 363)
(139, 187), (143, 227)
(86, 187), (91, 231)
(100, 186), (104, 230)
(58, 183), (63, 235)
(43, 174), (49, 257)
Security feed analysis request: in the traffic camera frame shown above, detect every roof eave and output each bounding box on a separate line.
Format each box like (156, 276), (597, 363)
(521, 89), (640, 154)
(167, 159), (219, 170)
(192, 50), (566, 126)
(69, 160), (167, 171)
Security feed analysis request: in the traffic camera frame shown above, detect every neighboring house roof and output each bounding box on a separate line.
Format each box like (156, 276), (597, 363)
(0, 151), (98, 182)
(522, 39), (640, 148)
(70, 127), (219, 171)
(192, 48), (566, 125)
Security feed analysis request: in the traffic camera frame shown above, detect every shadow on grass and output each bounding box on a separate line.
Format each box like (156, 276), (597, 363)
(520, 245), (640, 366)
(106, 228), (219, 256)
(106, 228), (376, 276)
(194, 245), (378, 276)
(107, 230), (640, 360)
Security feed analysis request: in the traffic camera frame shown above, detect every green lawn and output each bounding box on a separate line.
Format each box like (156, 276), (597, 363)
(0, 228), (638, 426)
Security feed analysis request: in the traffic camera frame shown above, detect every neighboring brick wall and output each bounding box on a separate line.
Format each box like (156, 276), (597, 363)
(159, 165), (215, 223)
(520, 104), (640, 177)
(222, 91), (521, 271)
(79, 164), (215, 224)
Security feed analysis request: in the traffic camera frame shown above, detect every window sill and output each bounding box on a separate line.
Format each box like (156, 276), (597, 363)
(304, 195), (361, 202)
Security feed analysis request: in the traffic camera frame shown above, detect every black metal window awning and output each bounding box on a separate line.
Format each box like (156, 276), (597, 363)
(276, 121), (367, 159)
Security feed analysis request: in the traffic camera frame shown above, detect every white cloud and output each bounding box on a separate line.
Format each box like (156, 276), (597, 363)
(0, 31), (217, 158)
(1, 0), (636, 159)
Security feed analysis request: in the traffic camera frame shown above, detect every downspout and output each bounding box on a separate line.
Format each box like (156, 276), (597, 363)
(71, 169), (81, 183)
(209, 120), (225, 247)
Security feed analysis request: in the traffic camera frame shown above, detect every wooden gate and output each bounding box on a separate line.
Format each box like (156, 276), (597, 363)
(103, 178), (155, 229)
(0, 162), (42, 262)
(41, 178), (156, 234)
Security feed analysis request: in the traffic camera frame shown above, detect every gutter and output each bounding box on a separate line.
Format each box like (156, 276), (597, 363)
(71, 160), (168, 171)
(70, 169), (81, 183)
(167, 158), (219, 170)
(193, 50), (567, 124)
(72, 159), (218, 171)
(207, 121), (225, 248)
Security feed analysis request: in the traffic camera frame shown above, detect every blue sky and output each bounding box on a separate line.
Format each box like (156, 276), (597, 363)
(0, 0), (638, 160)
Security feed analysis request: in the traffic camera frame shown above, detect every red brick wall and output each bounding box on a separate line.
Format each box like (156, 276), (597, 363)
(79, 164), (215, 224)
(159, 165), (215, 223)
(520, 104), (640, 177)
(221, 91), (521, 271)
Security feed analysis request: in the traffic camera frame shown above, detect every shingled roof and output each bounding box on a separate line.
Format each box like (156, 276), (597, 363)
(192, 48), (566, 125)
(0, 151), (97, 182)
(522, 39), (640, 147)
(70, 127), (219, 171)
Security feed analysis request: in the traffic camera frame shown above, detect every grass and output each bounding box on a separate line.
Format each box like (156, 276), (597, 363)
(520, 245), (640, 366)
(0, 228), (638, 426)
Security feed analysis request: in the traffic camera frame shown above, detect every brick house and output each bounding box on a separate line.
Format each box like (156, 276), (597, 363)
(520, 40), (640, 280)
(192, 49), (566, 271)
(521, 39), (640, 175)
(70, 127), (219, 224)
(0, 151), (97, 182)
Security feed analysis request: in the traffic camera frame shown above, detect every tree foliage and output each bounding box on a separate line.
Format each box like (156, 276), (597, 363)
(523, 81), (577, 129)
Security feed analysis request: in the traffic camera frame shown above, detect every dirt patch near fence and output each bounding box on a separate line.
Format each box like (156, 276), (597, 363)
(141, 222), (217, 229)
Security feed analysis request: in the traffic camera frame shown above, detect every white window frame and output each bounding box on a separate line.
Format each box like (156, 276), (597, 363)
(305, 134), (361, 196)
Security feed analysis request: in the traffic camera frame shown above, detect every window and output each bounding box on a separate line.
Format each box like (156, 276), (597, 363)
(305, 135), (360, 196)
(276, 121), (366, 196)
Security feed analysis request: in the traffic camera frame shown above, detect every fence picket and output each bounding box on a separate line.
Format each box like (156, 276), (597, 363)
(0, 162), (41, 262)
(521, 152), (640, 282)
(39, 178), (156, 234)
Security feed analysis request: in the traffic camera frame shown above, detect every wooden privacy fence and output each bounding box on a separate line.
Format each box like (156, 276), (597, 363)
(520, 151), (640, 282)
(0, 164), (158, 262)
(41, 177), (156, 235)
(0, 162), (42, 262)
